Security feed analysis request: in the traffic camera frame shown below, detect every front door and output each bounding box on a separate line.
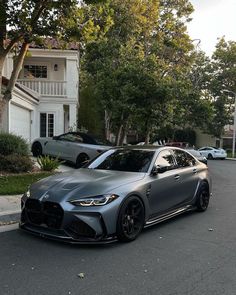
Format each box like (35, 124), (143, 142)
(148, 150), (181, 216)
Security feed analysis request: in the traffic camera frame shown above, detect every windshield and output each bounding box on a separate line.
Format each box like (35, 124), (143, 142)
(88, 149), (155, 172)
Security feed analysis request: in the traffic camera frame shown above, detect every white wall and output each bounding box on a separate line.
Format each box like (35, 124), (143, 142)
(19, 57), (65, 81)
(195, 129), (216, 148)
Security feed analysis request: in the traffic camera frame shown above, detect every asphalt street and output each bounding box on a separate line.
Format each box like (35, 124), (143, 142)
(0, 160), (236, 295)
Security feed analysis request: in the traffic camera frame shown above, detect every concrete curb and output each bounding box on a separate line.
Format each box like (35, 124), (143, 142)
(226, 158), (236, 161)
(0, 211), (20, 225)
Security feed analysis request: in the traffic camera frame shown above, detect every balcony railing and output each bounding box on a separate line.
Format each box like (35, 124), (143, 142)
(17, 80), (67, 97)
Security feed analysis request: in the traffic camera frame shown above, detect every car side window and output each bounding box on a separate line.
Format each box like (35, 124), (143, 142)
(172, 150), (196, 167)
(155, 150), (175, 171)
(58, 134), (83, 143)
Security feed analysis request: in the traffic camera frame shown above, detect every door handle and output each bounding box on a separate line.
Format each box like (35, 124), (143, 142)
(174, 174), (180, 180)
(193, 168), (197, 174)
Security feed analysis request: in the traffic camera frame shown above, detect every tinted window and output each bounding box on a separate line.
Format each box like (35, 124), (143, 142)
(172, 150), (196, 167)
(58, 133), (83, 143)
(155, 150), (175, 170)
(88, 149), (155, 172)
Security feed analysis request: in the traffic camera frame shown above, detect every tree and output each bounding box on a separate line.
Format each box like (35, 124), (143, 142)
(0, 0), (107, 128)
(169, 51), (213, 133)
(81, 0), (195, 144)
(207, 38), (236, 140)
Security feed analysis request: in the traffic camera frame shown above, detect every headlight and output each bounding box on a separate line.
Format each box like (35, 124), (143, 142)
(70, 194), (119, 207)
(25, 187), (31, 198)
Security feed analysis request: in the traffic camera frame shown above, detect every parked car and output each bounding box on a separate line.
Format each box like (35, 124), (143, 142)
(185, 149), (208, 165)
(31, 132), (111, 168)
(198, 146), (227, 160)
(20, 146), (212, 244)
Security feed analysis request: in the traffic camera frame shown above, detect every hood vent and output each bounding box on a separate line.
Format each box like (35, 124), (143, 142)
(62, 183), (80, 190)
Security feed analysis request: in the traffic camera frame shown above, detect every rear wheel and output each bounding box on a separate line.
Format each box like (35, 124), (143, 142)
(32, 142), (42, 157)
(207, 153), (213, 160)
(75, 153), (89, 168)
(196, 183), (210, 212)
(117, 196), (145, 242)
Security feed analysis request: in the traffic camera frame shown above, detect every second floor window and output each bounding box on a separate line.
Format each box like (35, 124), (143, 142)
(24, 65), (47, 79)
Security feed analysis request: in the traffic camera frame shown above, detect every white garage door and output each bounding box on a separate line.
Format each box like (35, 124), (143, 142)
(10, 104), (31, 142)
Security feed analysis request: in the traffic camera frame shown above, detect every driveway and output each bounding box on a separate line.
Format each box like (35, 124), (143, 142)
(0, 160), (235, 295)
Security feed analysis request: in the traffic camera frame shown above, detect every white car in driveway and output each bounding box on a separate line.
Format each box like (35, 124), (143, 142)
(31, 132), (111, 168)
(198, 147), (227, 160)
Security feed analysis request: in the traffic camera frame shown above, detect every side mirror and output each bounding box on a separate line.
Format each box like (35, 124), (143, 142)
(151, 165), (168, 176)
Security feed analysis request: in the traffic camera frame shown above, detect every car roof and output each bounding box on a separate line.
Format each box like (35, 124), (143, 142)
(111, 145), (189, 152)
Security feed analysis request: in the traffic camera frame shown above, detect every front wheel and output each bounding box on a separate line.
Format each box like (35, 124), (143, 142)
(117, 196), (145, 242)
(75, 153), (89, 168)
(32, 142), (42, 157)
(196, 183), (210, 212)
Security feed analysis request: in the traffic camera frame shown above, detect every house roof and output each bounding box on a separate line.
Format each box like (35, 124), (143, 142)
(4, 38), (79, 51)
(1, 76), (39, 102)
(29, 38), (79, 50)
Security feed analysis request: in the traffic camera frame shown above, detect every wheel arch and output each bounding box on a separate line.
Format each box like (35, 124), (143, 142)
(75, 152), (90, 168)
(117, 193), (147, 222)
(31, 141), (43, 155)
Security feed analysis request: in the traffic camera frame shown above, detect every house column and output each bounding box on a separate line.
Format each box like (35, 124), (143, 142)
(66, 57), (78, 100)
(69, 104), (77, 130)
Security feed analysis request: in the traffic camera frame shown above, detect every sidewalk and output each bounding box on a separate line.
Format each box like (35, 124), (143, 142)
(0, 163), (75, 225)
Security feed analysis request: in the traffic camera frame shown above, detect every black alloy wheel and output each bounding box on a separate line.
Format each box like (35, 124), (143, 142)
(117, 196), (145, 242)
(75, 153), (89, 168)
(196, 183), (210, 212)
(32, 142), (42, 157)
(208, 153), (213, 160)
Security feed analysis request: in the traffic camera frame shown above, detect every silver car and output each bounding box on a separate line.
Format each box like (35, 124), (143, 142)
(20, 146), (212, 243)
(31, 132), (111, 168)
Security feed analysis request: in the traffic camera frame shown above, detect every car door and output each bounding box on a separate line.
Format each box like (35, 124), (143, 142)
(171, 149), (200, 204)
(199, 147), (210, 158)
(148, 149), (182, 216)
(44, 133), (73, 159)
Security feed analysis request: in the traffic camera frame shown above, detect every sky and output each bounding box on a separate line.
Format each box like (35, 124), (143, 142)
(187, 0), (236, 56)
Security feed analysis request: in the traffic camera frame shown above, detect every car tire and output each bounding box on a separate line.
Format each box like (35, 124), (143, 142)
(32, 142), (43, 157)
(207, 153), (213, 160)
(117, 196), (145, 242)
(75, 153), (89, 168)
(196, 183), (210, 212)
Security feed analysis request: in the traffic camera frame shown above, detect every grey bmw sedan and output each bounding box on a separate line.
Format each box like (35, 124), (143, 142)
(20, 146), (211, 243)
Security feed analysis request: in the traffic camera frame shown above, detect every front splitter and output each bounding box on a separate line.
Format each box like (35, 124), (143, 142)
(19, 223), (117, 245)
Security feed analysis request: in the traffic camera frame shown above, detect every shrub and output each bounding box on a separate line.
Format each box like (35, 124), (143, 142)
(0, 154), (33, 173)
(37, 155), (61, 171)
(0, 133), (29, 156)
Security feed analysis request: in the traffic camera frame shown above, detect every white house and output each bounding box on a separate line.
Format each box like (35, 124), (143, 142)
(1, 45), (79, 143)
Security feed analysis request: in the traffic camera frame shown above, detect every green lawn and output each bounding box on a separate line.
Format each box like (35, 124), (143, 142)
(0, 172), (55, 195)
(226, 151), (236, 158)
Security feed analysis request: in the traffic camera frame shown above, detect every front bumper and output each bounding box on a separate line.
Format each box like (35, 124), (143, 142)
(214, 154), (226, 159)
(20, 197), (117, 244)
(19, 222), (117, 244)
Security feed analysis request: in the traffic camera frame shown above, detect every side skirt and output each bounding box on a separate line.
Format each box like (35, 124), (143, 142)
(144, 205), (195, 228)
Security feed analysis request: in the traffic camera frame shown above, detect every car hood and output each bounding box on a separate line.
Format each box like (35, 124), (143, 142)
(29, 168), (145, 203)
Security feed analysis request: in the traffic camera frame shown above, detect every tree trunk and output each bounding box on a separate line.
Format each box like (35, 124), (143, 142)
(0, 55), (7, 129)
(0, 54), (6, 98)
(3, 42), (29, 101)
(104, 110), (112, 141)
(115, 124), (123, 146)
(120, 120), (129, 145)
(145, 130), (150, 144)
